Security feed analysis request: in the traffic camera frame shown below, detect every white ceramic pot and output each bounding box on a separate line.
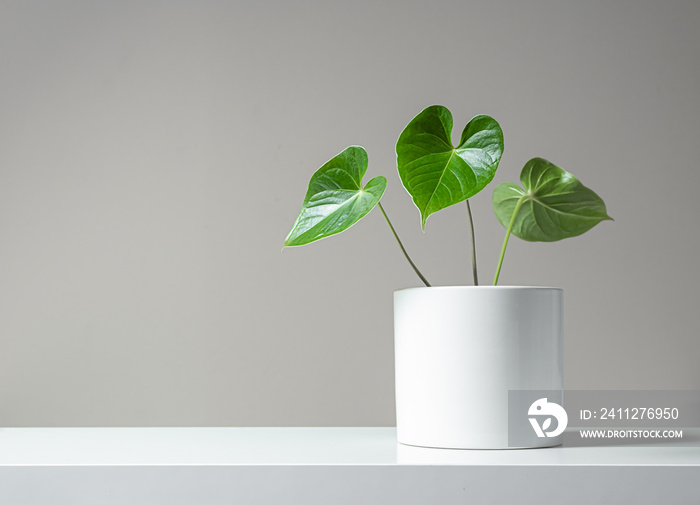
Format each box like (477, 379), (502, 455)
(394, 286), (563, 449)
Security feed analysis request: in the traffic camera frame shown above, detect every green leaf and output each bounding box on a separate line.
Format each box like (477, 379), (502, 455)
(284, 146), (387, 247)
(396, 105), (504, 229)
(492, 157), (612, 242)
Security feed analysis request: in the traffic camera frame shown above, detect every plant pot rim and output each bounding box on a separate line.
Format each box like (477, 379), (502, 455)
(395, 285), (562, 293)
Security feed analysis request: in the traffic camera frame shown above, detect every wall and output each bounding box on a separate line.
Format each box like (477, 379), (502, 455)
(1, 0), (698, 426)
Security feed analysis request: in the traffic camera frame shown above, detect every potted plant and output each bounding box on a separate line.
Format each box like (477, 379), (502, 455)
(283, 105), (611, 449)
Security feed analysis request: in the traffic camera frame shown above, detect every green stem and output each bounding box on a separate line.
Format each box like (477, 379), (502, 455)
(378, 202), (431, 287)
(465, 200), (478, 285)
(493, 197), (526, 286)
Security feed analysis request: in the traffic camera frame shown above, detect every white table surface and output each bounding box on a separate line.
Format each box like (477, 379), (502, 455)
(1, 427), (699, 466)
(1, 427), (699, 504)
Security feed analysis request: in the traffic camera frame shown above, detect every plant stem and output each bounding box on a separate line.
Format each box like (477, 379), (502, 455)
(465, 199), (478, 285)
(378, 202), (431, 287)
(493, 197), (526, 286)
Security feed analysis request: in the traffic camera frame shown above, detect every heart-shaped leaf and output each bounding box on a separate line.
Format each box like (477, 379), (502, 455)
(396, 105), (504, 229)
(492, 157), (612, 242)
(284, 146), (387, 247)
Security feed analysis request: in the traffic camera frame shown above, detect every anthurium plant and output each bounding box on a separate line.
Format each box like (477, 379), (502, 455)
(284, 105), (612, 286)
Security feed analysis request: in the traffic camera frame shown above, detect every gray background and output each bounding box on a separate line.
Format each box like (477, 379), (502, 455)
(1, 0), (698, 427)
